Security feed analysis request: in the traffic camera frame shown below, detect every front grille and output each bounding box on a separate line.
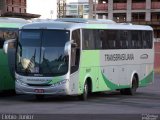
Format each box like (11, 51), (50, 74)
(27, 83), (51, 87)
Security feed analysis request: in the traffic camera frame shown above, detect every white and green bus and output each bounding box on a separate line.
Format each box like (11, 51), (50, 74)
(5, 18), (153, 100)
(0, 17), (29, 92)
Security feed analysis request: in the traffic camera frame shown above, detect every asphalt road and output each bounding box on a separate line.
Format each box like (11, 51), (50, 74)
(0, 74), (159, 119)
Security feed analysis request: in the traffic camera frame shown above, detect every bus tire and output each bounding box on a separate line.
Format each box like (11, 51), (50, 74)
(120, 75), (138, 95)
(79, 81), (88, 101)
(35, 95), (44, 100)
(128, 75), (138, 95)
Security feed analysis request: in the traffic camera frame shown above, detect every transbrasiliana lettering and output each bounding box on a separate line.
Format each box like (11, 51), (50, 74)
(105, 54), (134, 61)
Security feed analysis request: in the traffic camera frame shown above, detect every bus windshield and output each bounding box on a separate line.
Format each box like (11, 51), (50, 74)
(16, 29), (70, 76)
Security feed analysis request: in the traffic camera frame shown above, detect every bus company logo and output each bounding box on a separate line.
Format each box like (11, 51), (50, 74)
(140, 54), (149, 59)
(105, 54), (134, 61)
(27, 78), (51, 83)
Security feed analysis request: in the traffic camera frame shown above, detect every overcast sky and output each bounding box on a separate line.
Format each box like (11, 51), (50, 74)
(27, 0), (57, 19)
(27, 0), (89, 19)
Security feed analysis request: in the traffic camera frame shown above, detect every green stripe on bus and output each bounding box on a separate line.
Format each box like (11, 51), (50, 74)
(0, 23), (24, 28)
(139, 71), (154, 87)
(101, 71), (130, 90)
(49, 77), (62, 84)
(85, 24), (108, 29)
(101, 70), (154, 90)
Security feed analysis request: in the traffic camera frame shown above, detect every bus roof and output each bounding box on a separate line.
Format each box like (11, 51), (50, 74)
(0, 17), (29, 28)
(21, 18), (153, 31)
(55, 18), (116, 24)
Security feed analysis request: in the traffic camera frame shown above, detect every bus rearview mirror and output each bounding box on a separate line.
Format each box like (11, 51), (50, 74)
(3, 39), (16, 54)
(64, 41), (71, 55)
(3, 41), (9, 54)
(64, 40), (77, 55)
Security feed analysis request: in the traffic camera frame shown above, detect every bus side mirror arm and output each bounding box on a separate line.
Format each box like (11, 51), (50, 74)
(3, 39), (16, 54)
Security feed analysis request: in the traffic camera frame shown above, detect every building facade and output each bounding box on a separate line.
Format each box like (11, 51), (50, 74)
(0, 0), (40, 19)
(66, 2), (89, 18)
(57, 0), (89, 18)
(96, 0), (160, 40)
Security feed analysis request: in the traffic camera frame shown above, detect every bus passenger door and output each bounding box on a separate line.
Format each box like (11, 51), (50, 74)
(69, 29), (81, 94)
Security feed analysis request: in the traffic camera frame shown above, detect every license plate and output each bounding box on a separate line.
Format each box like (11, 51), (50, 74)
(34, 89), (44, 93)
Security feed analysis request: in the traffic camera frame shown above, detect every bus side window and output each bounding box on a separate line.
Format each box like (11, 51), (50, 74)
(119, 31), (128, 49)
(71, 29), (80, 73)
(0, 30), (17, 48)
(82, 29), (95, 50)
(144, 31), (152, 49)
(100, 30), (106, 49)
(3, 31), (17, 40)
(0, 31), (4, 48)
(107, 30), (117, 49)
(94, 30), (101, 49)
(148, 31), (153, 48)
(137, 31), (142, 49)
(142, 31), (147, 49)
(131, 31), (139, 49)
(82, 29), (89, 49)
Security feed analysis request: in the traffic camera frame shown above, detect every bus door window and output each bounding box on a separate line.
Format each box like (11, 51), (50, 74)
(71, 29), (80, 73)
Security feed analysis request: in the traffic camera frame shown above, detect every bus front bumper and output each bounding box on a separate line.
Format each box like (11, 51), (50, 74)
(15, 80), (68, 95)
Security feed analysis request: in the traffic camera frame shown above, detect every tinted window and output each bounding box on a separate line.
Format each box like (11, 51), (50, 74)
(82, 29), (95, 50)
(42, 30), (69, 47)
(142, 31), (152, 49)
(119, 31), (129, 49)
(131, 30), (145, 49)
(71, 29), (81, 73)
(17, 29), (70, 77)
(20, 30), (41, 46)
(82, 29), (118, 50)
(0, 29), (18, 48)
(82, 29), (152, 50)
(106, 30), (117, 49)
(99, 30), (118, 49)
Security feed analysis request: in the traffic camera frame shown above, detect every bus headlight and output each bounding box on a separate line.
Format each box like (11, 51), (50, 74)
(16, 76), (27, 86)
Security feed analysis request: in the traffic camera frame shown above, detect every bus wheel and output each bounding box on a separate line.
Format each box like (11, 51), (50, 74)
(120, 76), (138, 95)
(35, 95), (44, 100)
(128, 76), (138, 95)
(79, 82), (88, 101)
